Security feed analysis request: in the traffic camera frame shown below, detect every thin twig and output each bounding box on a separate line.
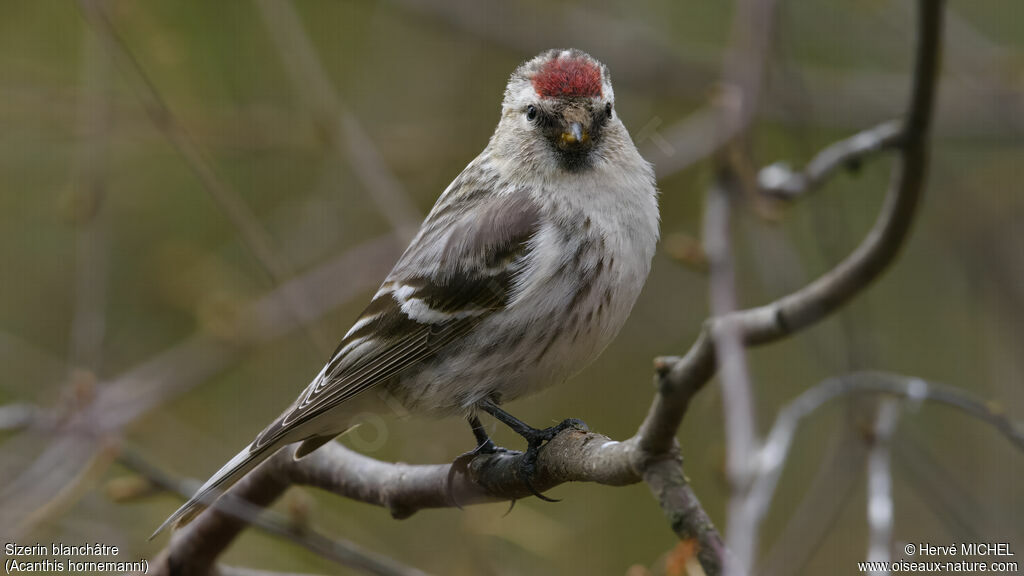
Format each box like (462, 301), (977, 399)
(758, 120), (903, 199)
(704, 170), (759, 576)
(638, 0), (943, 457)
(0, 235), (401, 538)
(634, 3), (943, 572)
(0, 404), (43, 432)
(704, 171), (758, 486)
(90, 234), (401, 430)
(758, 414), (868, 576)
(0, 20), (115, 540)
(215, 566), (330, 576)
(254, 0), (422, 239)
(648, 1), (782, 571)
(68, 17), (113, 374)
(895, 429), (1020, 540)
(745, 372), (1024, 533)
(77, 0), (336, 355)
(866, 399), (901, 574)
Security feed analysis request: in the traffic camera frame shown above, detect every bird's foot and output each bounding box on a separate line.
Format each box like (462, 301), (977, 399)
(477, 400), (590, 502)
(448, 420), (511, 508)
(516, 418), (588, 502)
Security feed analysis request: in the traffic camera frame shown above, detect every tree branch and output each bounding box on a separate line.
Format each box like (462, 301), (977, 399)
(866, 399), (901, 571)
(636, 2), (942, 572)
(638, 0), (943, 456)
(745, 372), (1024, 530)
(155, 364), (1024, 576)
(118, 448), (430, 576)
(758, 120), (903, 199)
(704, 170), (760, 576)
(68, 13), (113, 375)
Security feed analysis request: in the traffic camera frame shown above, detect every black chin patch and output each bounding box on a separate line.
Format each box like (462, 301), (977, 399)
(554, 148), (593, 172)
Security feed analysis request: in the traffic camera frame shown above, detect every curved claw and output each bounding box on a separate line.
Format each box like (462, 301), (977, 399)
(523, 477), (560, 502)
(474, 400), (590, 504)
(518, 442), (560, 502)
(447, 440), (507, 508)
(446, 452), (472, 509)
(514, 417), (589, 502)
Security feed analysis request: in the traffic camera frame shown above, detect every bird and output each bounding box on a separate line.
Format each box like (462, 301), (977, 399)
(152, 48), (659, 538)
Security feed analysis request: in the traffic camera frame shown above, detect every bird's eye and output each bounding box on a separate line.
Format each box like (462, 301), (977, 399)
(526, 105), (538, 122)
(605, 102), (613, 118)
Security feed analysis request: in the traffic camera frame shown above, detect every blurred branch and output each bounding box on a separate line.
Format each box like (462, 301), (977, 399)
(77, 0), (336, 355)
(115, 454), (430, 576)
(0, 13), (117, 540)
(637, 1), (942, 573)
(744, 372), (1024, 534)
(389, 0), (719, 100)
(254, 0), (422, 239)
(88, 233), (398, 431)
(0, 234), (402, 538)
(384, 0), (1019, 182)
(640, 0), (942, 455)
(0, 404), (43, 432)
(758, 417), (867, 576)
(704, 170), (759, 576)
(68, 17), (113, 375)
(655, 0), (778, 181)
(110, 447), (427, 576)
(215, 567), (330, 576)
(895, 428), (1021, 540)
(866, 399), (901, 572)
(758, 120), (903, 199)
(699, 1), (782, 572)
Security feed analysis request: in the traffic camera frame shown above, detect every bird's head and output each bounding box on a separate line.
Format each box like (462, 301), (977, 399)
(494, 49), (627, 174)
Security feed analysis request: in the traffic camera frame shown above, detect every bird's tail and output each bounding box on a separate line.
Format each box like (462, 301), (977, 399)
(148, 440), (276, 540)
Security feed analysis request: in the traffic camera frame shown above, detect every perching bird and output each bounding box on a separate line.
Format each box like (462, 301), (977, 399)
(153, 48), (659, 537)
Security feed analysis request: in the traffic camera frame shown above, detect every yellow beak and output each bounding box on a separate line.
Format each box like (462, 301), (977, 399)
(561, 122), (589, 145)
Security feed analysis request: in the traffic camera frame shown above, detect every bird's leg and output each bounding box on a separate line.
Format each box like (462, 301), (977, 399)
(468, 415), (500, 455)
(447, 415), (508, 508)
(478, 398), (587, 502)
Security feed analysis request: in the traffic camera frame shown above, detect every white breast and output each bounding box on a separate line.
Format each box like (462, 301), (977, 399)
(488, 161), (659, 399)
(394, 146), (659, 415)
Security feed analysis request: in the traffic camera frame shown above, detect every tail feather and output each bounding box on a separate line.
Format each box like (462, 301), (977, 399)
(150, 387), (369, 540)
(149, 441), (275, 540)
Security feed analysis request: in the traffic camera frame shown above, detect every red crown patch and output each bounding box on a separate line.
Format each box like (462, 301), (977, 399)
(531, 57), (603, 99)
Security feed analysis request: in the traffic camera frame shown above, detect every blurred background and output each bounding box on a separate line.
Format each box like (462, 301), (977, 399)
(1, 1), (1022, 574)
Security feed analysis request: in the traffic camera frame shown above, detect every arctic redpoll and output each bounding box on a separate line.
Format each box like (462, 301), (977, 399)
(153, 48), (659, 536)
